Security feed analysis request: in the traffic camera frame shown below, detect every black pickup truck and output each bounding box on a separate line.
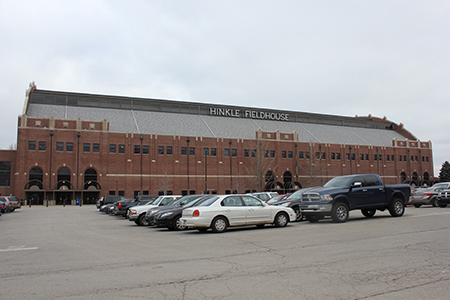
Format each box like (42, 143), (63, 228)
(300, 174), (410, 223)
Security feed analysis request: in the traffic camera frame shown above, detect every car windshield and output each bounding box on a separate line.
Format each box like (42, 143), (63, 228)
(323, 177), (352, 188)
(286, 188), (311, 199)
(432, 183), (448, 189)
(196, 196), (219, 207)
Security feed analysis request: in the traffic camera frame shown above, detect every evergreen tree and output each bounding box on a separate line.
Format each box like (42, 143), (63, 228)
(438, 161), (450, 182)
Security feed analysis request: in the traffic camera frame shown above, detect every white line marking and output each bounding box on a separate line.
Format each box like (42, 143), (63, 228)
(0, 245), (39, 252)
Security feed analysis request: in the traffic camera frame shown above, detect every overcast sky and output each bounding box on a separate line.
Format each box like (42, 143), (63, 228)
(1, 0), (449, 177)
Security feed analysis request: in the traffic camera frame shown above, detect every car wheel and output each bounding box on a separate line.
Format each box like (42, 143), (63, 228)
(431, 197), (438, 207)
(389, 198), (405, 217)
(293, 206), (303, 222)
(274, 212), (289, 227)
(331, 202), (349, 223)
(361, 209), (376, 218)
(138, 214), (150, 226)
(173, 216), (186, 231)
(305, 214), (322, 223)
(211, 216), (228, 233)
(414, 204), (422, 208)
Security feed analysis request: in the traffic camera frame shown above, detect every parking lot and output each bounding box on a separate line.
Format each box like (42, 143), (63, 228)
(1, 205), (449, 300)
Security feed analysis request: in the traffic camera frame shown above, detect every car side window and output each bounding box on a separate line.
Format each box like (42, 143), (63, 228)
(221, 196), (244, 207)
(364, 176), (381, 187)
(242, 196), (263, 207)
(351, 176), (364, 186)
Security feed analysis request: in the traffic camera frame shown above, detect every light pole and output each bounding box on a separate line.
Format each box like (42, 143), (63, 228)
(319, 144), (323, 185)
(376, 147), (380, 175)
(229, 139), (233, 193)
(349, 145), (352, 175)
(187, 137), (190, 193)
(204, 148), (208, 194)
(140, 135), (143, 196)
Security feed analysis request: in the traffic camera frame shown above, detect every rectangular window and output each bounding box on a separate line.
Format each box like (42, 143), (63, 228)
(189, 147), (195, 156)
(158, 146), (164, 155)
(83, 143), (90, 152)
(299, 151), (304, 159)
(232, 149), (237, 157)
(336, 153), (340, 160)
(110, 144), (116, 153)
(360, 154), (364, 161)
(305, 151), (310, 159)
(119, 144), (125, 154)
(93, 143), (100, 153)
(374, 154), (377, 161)
(426, 156), (429, 162)
(403, 155), (406, 161)
(66, 142), (73, 152)
(28, 141), (36, 150)
(251, 149), (256, 157)
(386, 155), (390, 161)
(0, 161), (11, 186)
(379, 155), (382, 161)
(118, 191), (125, 196)
(288, 151), (293, 159)
(282, 151), (287, 159)
(39, 141), (46, 151)
(109, 191), (115, 195)
(411, 156), (414, 162)
(331, 152), (335, 160)
(181, 147), (187, 156)
(346, 153), (350, 160)
(211, 148), (217, 156)
(224, 148), (230, 157)
(143, 145), (149, 154)
(270, 150), (275, 158)
(244, 149), (249, 157)
(166, 146), (173, 155)
(391, 155), (394, 161)
(264, 150), (269, 158)
(365, 154), (369, 161)
(351, 153), (355, 160)
(56, 142), (64, 152)
(203, 148), (209, 156)
(322, 152), (326, 160)
(415, 156), (418, 162)
(315, 152), (320, 159)
(135, 145), (141, 154)
(399, 155), (402, 162)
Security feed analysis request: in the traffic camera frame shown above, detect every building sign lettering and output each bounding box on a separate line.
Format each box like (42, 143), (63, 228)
(209, 107), (289, 121)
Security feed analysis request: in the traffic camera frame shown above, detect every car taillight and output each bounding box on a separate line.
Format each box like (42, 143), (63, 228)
(193, 209), (200, 217)
(119, 203), (122, 208)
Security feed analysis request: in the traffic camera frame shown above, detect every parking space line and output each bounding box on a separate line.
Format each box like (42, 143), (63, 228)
(0, 245), (39, 252)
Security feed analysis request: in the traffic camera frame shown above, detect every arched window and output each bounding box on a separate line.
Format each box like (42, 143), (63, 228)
(84, 168), (97, 184)
(400, 172), (407, 183)
(283, 171), (292, 184)
(412, 172), (418, 181)
(423, 172), (430, 181)
(29, 167), (43, 189)
(265, 171), (274, 183)
(57, 167), (71, 189)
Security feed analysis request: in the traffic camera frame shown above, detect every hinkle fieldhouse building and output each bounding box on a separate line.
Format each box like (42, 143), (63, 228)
(0, 82), (435, 204)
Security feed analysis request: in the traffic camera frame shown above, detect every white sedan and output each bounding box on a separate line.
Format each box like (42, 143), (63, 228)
(180, 194), (296, 233)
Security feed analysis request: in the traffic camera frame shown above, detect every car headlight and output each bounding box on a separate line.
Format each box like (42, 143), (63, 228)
(320, 195), (333, 201)
(150, 209), (160, 215)
(160, 212), (174, 218)
(129, 209), (137, 215)
(281, 202), (291, 207)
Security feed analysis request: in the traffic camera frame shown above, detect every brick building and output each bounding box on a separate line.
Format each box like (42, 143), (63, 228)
(0, 82), (434, 204)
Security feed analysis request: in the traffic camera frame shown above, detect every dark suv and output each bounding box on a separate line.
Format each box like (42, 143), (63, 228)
(97, 195), (128, 208)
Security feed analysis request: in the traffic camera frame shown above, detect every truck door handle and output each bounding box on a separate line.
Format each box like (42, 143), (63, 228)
(379, 188), (384, 191)
(363, 189), (368, 192)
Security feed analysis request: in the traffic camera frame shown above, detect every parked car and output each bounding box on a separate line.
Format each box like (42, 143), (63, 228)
(265, 194), (290, 205)
(249, 192), (278, 202)
(300, 174), (410, 223)
(410, 185), (448, 207)
(97, 195), (128, 208)
(0, 196), (21, 211)
(0, 200), (6, 214)
(154, 195), (212, 230)
(437, 189), (450, 207)
(272, 188), (316, 221)
(127, 195), (181, 226)
(113, 199), (138, 217)
(181, 194), (296, 233)
(0, 196), (15, 212)
(146, 195), (209, 226)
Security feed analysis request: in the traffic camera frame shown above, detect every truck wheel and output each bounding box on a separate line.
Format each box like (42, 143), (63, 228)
(361, 209), (376, 218)
(389, 198), (405, 217)
(293, 207), (303, 222)
(211, 216), (228, 233)
(274, 212), (289, 227)
(431, 197), (438, 207)
(138, 214), (150, 226)
(331, 202), (349, 223)
(305, 215), (322, 223)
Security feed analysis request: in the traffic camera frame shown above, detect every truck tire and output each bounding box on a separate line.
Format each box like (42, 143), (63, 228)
(431, 197), (438, 207)
(361, 209), (376, 218)
(293, 206), (303, 222)
(389, 198), (405, 217)
(137, 214), (150, 226)
(331, 202), (349, 223)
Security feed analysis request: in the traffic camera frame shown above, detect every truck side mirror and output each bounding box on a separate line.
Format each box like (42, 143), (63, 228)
(351, 182), (362, 188)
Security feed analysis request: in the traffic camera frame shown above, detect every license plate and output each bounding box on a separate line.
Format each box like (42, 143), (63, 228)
(183, 220), (186, 225)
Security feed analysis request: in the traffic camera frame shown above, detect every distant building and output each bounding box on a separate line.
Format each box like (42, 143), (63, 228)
(0, 82), (434, 204)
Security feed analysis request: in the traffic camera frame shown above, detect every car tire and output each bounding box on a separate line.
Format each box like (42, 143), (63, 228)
(173, 216), (186, 231)
(331, 202), (349, 223)
(305, 214), (322, 223)
(414, 204), (422, 208)
(274, 212), (289, 227)
(137, 214), (150, 226)
(293, 206), (303, 222)
(211, 216), (228, 233)
(431, 197), (438, 207)
(389, 198), (405, 217)
(361, 209), (376, 218)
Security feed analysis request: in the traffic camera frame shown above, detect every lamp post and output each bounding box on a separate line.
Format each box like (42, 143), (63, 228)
(187, 137), (190, 193)
(140, 135), (143, 196)
(319, 144), (323, 185)
(376, 147), (380, 175)
(204, 148), (208, 194)
(349, 145), (352, 175)
(229, 139), (233, 193)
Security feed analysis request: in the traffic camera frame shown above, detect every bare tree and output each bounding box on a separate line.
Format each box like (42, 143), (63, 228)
(244, 140), (276, 192)
(156, 170), (173, 195)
